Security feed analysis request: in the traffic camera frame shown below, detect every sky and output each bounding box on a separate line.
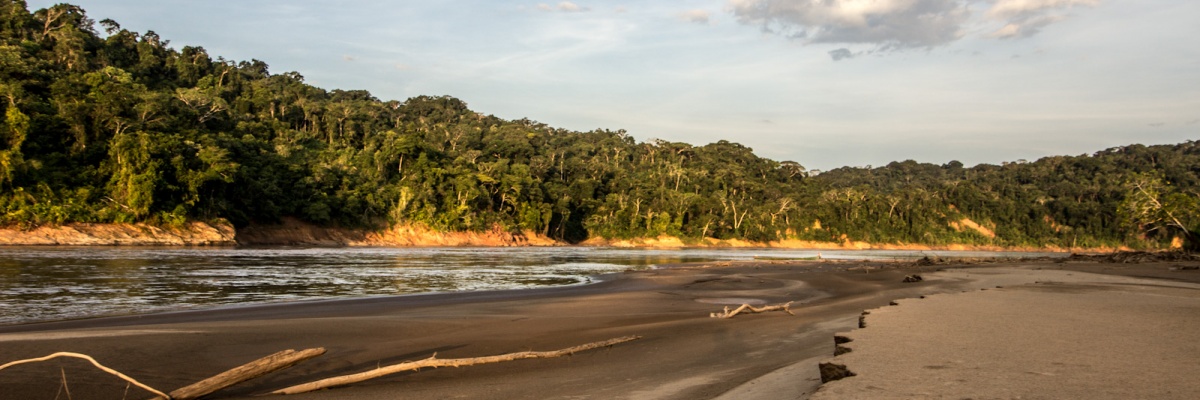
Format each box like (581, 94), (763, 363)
(25, 0), (1200, 171)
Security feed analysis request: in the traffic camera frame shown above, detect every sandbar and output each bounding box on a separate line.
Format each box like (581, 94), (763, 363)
(1, 259), (1196, 399)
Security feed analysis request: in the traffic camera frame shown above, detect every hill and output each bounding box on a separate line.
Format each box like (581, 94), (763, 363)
(0, 1), (1196, 249)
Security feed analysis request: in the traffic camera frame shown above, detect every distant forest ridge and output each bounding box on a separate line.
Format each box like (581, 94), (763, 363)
(0, 2), (1197, 248)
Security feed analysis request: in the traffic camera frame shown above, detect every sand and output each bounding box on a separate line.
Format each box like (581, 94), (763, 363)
(812, 266), (1200, 399)
(1, 260), (1197, 399)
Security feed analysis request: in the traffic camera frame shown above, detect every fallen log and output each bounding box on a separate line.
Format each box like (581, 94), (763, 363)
(0, 352), (170, 399)
(710, 301), (795, 319)
(159, 347), (326, 400)
(270, 335), (641, 395)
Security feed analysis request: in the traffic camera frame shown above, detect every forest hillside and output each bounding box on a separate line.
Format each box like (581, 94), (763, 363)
(1, 1), (1196, 249)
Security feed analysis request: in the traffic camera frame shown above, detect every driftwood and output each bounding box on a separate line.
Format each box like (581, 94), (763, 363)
(710, 301), (795, 319)
(0, 352), (170, 399)
(160, 348), (326, 400)
(270, 335), (642, 395)
(3, 339), (636, 398)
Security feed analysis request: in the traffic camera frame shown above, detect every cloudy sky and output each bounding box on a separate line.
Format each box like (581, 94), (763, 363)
(27, 0), (1200, 171)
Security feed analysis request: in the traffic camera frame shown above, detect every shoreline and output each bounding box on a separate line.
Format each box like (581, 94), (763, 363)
(0, 271), (633, 332)
(4, 259), (1195, 399)
(0, 254), (1178, 327)
(0, 259), (923, 399)
(0, 269), (632, 329)
(0, 219), (1152, 252)
(0, 250), (1067, 327)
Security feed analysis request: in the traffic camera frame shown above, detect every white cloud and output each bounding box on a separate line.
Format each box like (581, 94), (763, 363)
(558, 1), (583, 12)
(989, 23), (1021, 38)
(538, 1), (589, 13)
(987, 0), (1099, 19)
(727, 0), (969, 50)
(986, 0), (1098, 39)
(986, 14), (1064, 38)
(679, 9), (712, 25)
(726, 0), (1103, 49)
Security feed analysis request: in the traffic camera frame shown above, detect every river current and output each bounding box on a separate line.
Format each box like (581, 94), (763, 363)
(0, 247), (1062, 324)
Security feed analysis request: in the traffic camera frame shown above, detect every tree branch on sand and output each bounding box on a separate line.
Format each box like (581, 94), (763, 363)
(0, 352), (170, 399)
(2, 348), (328, 400)
(1, 338), (638, 398)
(269, 336), (642, 395)
(710, 302), (795, 319)
(158, 348), (326, 400)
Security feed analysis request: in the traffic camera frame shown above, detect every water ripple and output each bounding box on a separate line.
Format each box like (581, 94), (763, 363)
(0, 247), (1060, 324)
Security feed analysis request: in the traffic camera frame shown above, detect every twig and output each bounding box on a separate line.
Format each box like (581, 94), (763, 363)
(710, 301), (795, 319)
(270, 336), (641, 395)
(61, 367), (72, 400)
(0, 352), (169, 399)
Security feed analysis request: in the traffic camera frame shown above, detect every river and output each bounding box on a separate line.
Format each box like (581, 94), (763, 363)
(0, 247), (1063, 324)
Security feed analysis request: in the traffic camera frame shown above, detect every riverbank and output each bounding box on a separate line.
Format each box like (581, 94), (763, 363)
(2, 259), (1196, 399)
(582, 235), (1135, 252)
(233, 218), (557, 246)
(0, 220), (237, 246)
(0, 219), (1143, 252)
(0, 219), (552, 247)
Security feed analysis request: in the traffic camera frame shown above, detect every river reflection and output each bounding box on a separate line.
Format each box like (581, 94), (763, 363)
(0, 247), (1061, 324)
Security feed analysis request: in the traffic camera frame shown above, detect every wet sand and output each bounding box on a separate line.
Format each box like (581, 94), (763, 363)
(1, 260), (1197, 399)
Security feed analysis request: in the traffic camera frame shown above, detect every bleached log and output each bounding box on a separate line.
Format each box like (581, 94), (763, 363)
(710, 301), (795, 319)
(270, 335), (641, 395)
(0, 352), (170, 399)
(159, 347), (326, 400)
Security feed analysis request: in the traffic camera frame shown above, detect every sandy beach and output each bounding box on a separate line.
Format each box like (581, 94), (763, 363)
(813, 267), (1200, 399)
(1, 258), (1198, 399)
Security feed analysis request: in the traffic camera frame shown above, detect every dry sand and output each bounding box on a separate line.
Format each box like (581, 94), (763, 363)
(813, 265), (1200, 399)
(0, 260), (1197, 399)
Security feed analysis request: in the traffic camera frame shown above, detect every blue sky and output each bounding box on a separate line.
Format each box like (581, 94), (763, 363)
(26, 0), (1200, 171)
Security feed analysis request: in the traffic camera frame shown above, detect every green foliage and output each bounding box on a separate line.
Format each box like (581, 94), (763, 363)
(0, 104), (29, 186)
(1119, 172), (1200, 249)
(0, 2), (1196, 250)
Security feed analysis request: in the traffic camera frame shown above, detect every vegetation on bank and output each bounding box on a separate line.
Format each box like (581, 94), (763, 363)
(0, 1), (1196, 249)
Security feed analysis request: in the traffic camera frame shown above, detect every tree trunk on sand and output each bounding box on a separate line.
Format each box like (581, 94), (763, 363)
(160, 348), (326, 400)
(270, 336), (641, 395)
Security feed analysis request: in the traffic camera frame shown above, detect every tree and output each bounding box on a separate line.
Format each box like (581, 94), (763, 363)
(3, 1), (1200, 251)
(106, 131), (160, 220)
(1119, 173), (1199, 249)
(0, 103), (28, 187)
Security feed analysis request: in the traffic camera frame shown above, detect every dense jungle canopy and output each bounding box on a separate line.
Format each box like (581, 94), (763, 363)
(0, 1), (1196, 248)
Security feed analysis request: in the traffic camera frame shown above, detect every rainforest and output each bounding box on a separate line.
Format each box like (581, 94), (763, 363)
(0, 2), (1196, 249)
